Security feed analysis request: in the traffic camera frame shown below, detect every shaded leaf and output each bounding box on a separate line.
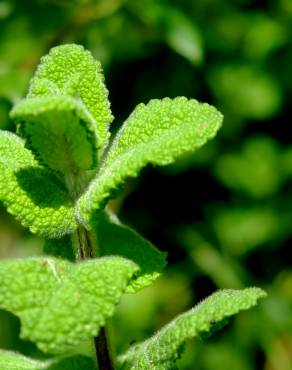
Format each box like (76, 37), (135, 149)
(0, 256), (139, 353)
(0, 350), (97, 370)
(0, 130), (77, 237)
(10, 96), (99, 179)
(77, 97), (222, 226)
(97, 211), (167, 293)
(43, 235), (75, 261)
(0, 350), (47, 370)
(118, 288), (266, 369)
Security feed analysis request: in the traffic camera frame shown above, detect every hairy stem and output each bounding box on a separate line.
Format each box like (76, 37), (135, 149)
(76, 226), (114, 370)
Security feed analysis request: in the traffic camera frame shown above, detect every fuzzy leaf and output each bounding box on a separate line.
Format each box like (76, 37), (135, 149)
(10, 95), (99, 177)
(0, 350), (97, 370)
(118, 288), (266, 369)
(28, 44), (113, 148)
(77, 97), (222, 226)
(0, 256), (139, 353)
(0, 131), (77, 237)
(97, 211), (167, 293)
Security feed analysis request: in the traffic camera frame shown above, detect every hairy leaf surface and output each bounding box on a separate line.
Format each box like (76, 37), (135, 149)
(77, 97), (223, 226)
(28, 44), (113, 148)
(118, 288), (266, 369)
(97, 211), (167, 292)
(0, 131), (77, 237)
(0, 257), (139, 353)
(0, 350), (97, 370)
(10, 96), (99, 177)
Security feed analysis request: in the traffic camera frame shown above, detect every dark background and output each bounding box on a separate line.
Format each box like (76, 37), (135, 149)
(0, 0), (292, 369)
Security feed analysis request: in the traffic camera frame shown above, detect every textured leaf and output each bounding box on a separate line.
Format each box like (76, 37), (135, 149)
(77, 97), (223, 226)
(0, 130), (77, 237)
(97, 211), (167, 293)
(10, 95), (99, 178)
(0, 256), (139, 353)
(0, 350), (97, 370)
(118, 288), (266, 369)
(28, 44), (113, 148)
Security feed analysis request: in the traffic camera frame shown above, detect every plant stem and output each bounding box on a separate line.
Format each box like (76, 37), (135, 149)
(94, 327), (114, 370)
(76, 226), (114, 370)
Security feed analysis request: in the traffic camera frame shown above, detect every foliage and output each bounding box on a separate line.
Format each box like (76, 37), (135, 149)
(0, 43), (266, 369)
(1, 1), (291, 369)
(118, 288), (265, 369)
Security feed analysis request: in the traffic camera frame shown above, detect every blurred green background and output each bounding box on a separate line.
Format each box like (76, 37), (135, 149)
(0, 0), (292, 369)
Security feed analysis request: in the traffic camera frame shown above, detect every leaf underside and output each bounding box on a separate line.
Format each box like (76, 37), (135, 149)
(0, 131), (77, 237)
(76, 97), (223, 227)
(97, 211), (167, 293)
(0, 256), (139, 354)
(118, 288), (266, 370)
(0, 350), (97, 370)
(10, 95), (99, 175)
(28, 44), (113, 149)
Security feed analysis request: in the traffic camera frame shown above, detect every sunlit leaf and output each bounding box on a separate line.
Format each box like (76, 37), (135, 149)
(28, 44), (113, 149)
(0, 130), (77, 237)
(118, 288), (266, 369)
(77, 97), (222, 226)
(0, 256), (139, 353)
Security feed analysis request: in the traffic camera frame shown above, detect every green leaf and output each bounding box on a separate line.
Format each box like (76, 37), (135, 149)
(0, 256), (138, 354)
(97, 211), (167, 293)
(43, 235), (75, 261)
(0, 350), (47, 370)
(45, 355), (97, 370)
(10, 95), (99, 178)
(118, 288), (266, 369)
(0, 130), (77, 237)
(28, 44), (113, 148)
(0, 350), (97, 370)
(77, 97), (223, 226)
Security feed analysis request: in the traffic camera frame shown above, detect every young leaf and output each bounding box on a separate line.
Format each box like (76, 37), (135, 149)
(97, 211), (167, 293)
(118, 288), (266, 369)
(28, 44), (113, 148)
(10, 96), (99, 178)
(0, 256), (138, 354)
(0, 350), (97, 370)
(76, 97), (223, 227)
(0, 131), (77, 237)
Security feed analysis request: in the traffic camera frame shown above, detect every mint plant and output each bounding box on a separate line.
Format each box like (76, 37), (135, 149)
(0, 44), (266, 370)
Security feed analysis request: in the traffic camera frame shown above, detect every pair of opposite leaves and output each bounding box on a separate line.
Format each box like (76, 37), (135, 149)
(1, 44), (222, 238)
(0, 45), (266, 369)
